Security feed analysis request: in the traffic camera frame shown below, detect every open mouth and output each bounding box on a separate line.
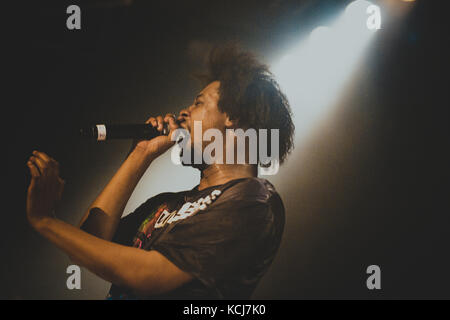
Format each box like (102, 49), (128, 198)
(173, 118), (191, 146)
(178, 120), (188, 130)
(179, 121), (191, 135)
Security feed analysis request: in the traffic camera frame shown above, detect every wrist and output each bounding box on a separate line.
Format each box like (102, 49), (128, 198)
(29, 216), (55, 233)
(130, 145), (156, 164)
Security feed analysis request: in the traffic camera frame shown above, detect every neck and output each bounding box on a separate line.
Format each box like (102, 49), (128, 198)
(198, 164), (257, 191)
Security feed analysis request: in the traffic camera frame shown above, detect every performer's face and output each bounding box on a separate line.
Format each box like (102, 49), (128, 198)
(178, 81), (232, 167)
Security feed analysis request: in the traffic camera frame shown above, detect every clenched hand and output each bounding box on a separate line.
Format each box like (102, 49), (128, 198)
(26, 151), (65, 227)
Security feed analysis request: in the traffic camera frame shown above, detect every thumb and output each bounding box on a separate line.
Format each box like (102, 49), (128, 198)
(27, 161), (40, 188)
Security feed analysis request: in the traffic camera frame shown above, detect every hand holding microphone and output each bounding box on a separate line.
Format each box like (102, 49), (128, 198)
(132, 114), (181, 158)
(81, 113), (182, 159)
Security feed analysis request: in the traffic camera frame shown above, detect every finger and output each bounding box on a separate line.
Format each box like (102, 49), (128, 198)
(34, 150), (60, 173)
(30, 155), (48, 176)
(156, 116), (164, 131)
(166, 116), (179, 131)
(32, 150), (52, 163)
(146, 117), (157, 127)
(164, 114), (178, 130)
(32, 150), (58, 174)
(164, 113), (175, 123)
(27, 161), (40, 178)
(178, 109), (189, 122)
(27, 162), (40, 192)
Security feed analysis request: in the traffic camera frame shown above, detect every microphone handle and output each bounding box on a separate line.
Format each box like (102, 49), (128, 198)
(80, 123), (169, 141)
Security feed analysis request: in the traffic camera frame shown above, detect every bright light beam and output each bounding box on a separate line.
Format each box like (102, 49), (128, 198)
(272, 0), (378, 141)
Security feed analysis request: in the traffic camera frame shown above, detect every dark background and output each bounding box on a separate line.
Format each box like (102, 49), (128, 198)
(3, 0), (449, 299)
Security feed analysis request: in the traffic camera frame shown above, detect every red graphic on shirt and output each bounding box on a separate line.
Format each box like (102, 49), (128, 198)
(133, 204), (167, 248)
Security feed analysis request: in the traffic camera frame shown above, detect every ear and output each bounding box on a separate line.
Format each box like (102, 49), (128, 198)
(224, 115), (236, 129)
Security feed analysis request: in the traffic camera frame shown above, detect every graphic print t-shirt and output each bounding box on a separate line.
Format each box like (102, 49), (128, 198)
(108, 177), (285, 299)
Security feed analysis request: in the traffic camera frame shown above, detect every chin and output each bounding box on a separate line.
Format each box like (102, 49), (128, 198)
(179, 145), (207, 171)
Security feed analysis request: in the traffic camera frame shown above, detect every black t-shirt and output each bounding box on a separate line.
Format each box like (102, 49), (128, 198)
(107, 177), (285, 300)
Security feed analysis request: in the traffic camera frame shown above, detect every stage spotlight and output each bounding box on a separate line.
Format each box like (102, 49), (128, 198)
(272, 1), (377, 143)
(345, 0), (373, 23)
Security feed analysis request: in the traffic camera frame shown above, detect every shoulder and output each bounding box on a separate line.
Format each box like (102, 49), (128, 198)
(208, 177), (285, 225)
(216, 177), (280, 205)
(204, 178), (285, 239)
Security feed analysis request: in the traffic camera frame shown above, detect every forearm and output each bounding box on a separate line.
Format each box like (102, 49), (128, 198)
(79, 147), (155, 240)
(36, 217), (163, 294)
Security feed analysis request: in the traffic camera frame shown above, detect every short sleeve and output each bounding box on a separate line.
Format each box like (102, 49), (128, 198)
(112, 193), (171, 246)
(151, 179), (283, 298)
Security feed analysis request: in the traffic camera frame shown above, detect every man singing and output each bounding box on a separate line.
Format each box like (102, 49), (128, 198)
(26, 44), (295, 299)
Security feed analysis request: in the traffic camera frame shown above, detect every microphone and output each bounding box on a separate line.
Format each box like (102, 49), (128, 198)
(80, 123), (171, 141)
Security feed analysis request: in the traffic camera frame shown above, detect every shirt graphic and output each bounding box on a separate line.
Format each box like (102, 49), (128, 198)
(132, 189), (222, 249)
